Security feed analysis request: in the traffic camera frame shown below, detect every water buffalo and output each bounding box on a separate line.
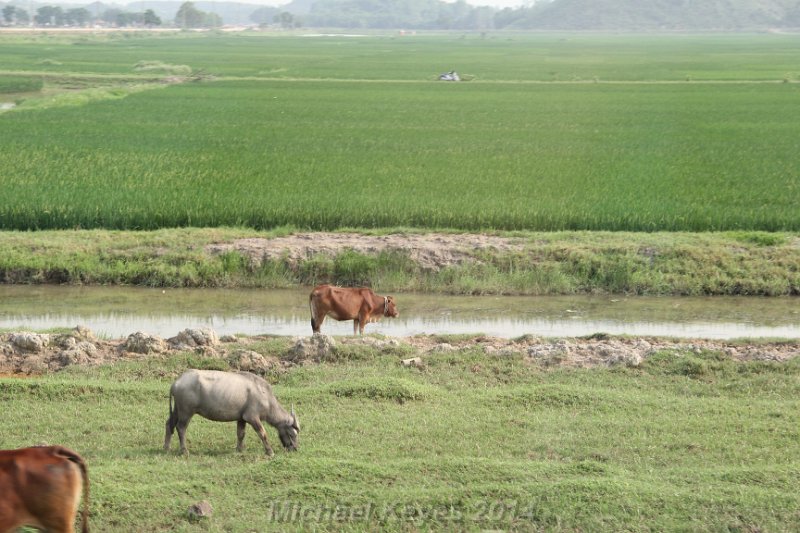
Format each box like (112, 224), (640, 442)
(0, 445), (90, 533)
(164, 369), (299, 456)
(309, 284), (398, 335)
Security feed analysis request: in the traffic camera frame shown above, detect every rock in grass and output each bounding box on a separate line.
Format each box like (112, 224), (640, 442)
(187, 500), (213, 520)
(10, 333), (50, 353)
(124, 332), (167, 354)
(401, 356), (423, 368)
(286, 334), (336, 363)
(169, 328), (219, 349)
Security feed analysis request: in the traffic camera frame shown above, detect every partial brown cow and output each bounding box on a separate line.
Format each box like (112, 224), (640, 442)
(0, 445), (89, 533)
(309, 284), (398, 335)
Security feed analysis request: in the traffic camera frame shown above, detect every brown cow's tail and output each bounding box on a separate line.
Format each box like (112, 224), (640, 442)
(309, 292), (317, 333)
(55, 446), (90, 533)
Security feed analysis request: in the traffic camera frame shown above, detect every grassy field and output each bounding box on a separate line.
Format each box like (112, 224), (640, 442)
(1, 344), (799, 532)
(1, 33), (799, 232)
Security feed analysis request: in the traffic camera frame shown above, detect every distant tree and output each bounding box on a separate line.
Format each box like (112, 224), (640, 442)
(175, 2), (205, 28)
(13, 7), (30, 24)
(784, 3), (800, 26)
(3, 5), (16, 24)
(204, 11), (222, 28)
(274, 11), (297, 28)
(65, 7), (91, 26)
(249, 6), (280, 25)
(100, 8), (123, 25)
(117, 12), (144, 26)
(143, 9), (161, 26)
(35, 5), (64, 26)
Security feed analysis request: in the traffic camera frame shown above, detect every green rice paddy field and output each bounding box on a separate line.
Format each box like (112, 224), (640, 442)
(1, 32), (799, 232)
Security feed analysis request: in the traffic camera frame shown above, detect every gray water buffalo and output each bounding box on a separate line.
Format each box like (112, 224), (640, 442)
(164, 369), (299, 456)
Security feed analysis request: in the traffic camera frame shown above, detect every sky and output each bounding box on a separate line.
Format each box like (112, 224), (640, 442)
(48, 0), (533, 11)
(49, 0), (533, 9)
(217, 0), (533, 9)
(216, 0), (531, 8)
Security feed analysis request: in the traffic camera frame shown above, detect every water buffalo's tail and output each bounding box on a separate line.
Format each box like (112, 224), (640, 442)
(56, 446), (90, 533)
(168, 387), (175, 426)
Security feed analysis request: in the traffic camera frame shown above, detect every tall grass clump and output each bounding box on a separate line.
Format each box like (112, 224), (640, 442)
(0, 75), (43, 94)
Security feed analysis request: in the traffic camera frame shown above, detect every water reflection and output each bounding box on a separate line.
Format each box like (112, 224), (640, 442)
(0, 285), (797, 339)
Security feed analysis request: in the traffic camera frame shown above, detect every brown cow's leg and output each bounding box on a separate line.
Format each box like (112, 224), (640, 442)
(358, 312), (370, 335)
(353, 319), (360, 335)
(236, 420), (247, 452)
(313, 313), (325, 334)
(27, 461), (82, 533)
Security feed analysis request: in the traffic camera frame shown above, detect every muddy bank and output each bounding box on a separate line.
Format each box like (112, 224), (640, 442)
(1, 326), (797, 375)
(206, 232), (526, 271)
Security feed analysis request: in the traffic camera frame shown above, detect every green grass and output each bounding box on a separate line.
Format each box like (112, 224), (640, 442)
(0, 33), (799, 232)
(2, 348), (799, 531)
(1, 228), (798, 295)
(2, 80), (799, 232)
(2, 32), (800, 81)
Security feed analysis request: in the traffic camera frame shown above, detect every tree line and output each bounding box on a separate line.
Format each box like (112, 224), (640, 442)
(6, 0), (796, 31)
(0, 2), (227, 28)
(0, 0), (545, 31)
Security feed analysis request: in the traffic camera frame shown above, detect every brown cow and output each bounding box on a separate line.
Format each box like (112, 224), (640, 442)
(309, 284), (398, 335)
(0, 445), (89, 533)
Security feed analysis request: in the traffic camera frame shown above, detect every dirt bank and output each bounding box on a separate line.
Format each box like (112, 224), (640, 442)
(1, 326), (797, 375)
(206, 232), (526, 271)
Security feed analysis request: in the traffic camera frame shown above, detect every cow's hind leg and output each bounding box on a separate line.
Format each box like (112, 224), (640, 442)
(176, 415), (193, 455)
(164, 409), (178, 450)
(34, 461), (82, 533)
(236, 420), (247, 452)
(245, 416), (275, 457)
(312, 313), (325, 334)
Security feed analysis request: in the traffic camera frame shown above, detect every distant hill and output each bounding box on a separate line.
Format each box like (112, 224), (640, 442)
(511, 0), (800, 30)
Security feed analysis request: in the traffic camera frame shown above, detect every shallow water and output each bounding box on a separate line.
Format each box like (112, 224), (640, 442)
(1, 285), (798, 339)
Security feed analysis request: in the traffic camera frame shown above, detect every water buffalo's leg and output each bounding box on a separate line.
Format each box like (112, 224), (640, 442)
(236, 420), (247, 452)
(246, 417), (275, 457)
(177, 415), (192, 455)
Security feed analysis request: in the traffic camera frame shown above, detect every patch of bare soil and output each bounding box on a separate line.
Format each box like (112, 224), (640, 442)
(206, 232), (526, 271)
(1, 327), (797, 376)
